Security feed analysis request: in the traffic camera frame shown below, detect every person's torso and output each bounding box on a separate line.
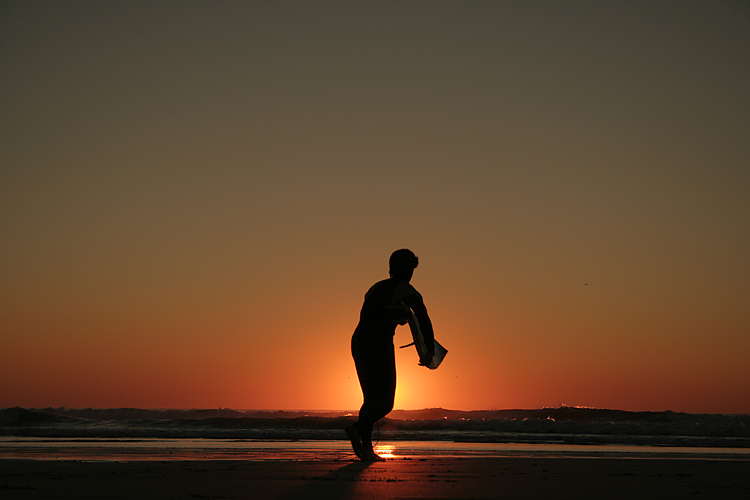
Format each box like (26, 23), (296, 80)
(355, 278), (420, 337)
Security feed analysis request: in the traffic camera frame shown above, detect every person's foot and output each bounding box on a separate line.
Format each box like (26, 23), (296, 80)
(345, 425), (363, 459)
(360, 451), (386, 462)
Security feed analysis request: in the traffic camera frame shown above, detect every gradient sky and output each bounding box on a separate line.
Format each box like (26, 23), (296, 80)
(2, 1), (749, 414)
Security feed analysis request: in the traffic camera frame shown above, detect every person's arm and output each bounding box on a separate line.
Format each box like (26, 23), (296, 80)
(403, 295), (435, 364)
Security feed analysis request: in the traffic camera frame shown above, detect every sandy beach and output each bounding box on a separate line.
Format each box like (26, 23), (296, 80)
(2, 454), (749, 500)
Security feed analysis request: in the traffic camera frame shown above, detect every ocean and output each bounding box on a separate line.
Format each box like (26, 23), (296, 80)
(2, 406), (749, 461)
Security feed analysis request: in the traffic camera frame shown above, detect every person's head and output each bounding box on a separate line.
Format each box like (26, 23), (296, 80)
(389, 249), (419, 281)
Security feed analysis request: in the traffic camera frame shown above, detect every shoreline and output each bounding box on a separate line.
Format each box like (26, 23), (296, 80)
(2, 437), (750, 462)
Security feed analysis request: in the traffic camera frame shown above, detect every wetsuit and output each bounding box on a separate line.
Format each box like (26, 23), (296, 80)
(351, 277), (434, 442)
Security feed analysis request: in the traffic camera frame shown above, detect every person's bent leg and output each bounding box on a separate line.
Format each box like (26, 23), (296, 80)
(351, 338), (396, 459)
(357, 353), (396, 458)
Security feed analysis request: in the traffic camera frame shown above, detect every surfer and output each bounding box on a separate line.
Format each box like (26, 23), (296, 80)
(346, 249), (435, 461)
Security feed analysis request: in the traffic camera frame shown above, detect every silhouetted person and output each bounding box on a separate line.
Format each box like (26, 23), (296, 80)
(346, 249), (435, 461)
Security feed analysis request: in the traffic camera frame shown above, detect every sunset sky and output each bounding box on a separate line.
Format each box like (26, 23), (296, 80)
(2, 1), (749, 414)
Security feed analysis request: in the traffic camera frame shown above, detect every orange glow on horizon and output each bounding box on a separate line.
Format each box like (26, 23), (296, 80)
(3, 291), (750, 414)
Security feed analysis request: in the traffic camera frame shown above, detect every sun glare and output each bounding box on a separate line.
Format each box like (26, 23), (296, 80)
(374, 445), (395, 459)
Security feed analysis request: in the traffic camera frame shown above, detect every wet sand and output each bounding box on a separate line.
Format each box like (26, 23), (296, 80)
(2, 456), (749, 500)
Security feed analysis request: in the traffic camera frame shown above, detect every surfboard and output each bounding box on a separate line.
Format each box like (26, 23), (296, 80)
(398, 301), (447, 370)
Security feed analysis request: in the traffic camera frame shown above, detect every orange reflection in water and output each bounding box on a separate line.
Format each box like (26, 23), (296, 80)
(373, 445), (395, 459)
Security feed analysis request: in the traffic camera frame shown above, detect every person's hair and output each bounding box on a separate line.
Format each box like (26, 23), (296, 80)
(389, 249), (419, 279)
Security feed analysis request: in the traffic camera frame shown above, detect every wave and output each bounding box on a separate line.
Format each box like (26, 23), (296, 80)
(2, 406), (749, 448)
